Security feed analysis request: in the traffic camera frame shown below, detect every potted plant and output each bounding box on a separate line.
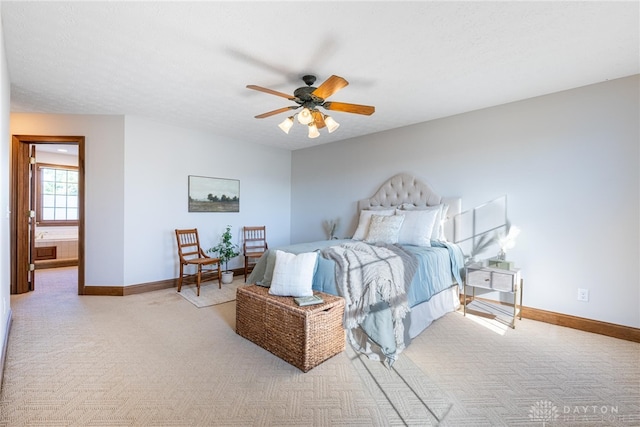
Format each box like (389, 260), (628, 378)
(208, 225), (240, 284)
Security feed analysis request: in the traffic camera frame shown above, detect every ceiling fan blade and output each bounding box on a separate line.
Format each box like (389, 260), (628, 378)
(254, 106), (298, 119)
(312, 75), (348, 100)
(312, 110), (326, 129)
(323, 102), (375, 116)
(247, 85), (295, 100)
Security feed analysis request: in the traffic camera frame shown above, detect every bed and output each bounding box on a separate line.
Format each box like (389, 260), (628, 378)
(248, 173), (464, 365)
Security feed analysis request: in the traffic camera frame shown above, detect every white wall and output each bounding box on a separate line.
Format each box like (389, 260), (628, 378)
(291, 76), (639, 328)
(10, 113), (126, 286)
(0, 7), (12, 367)
(8, 114), (292, 288)
(122, 116), (291, 286)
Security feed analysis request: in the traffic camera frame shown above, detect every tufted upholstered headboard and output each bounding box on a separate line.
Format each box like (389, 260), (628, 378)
(357, 173), (461, 242)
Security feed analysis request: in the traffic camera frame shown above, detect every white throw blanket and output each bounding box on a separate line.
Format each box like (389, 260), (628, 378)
(321, 242), (417, 363)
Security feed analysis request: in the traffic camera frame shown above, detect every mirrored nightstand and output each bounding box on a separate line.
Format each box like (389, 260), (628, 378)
(463, 262), (523, 328)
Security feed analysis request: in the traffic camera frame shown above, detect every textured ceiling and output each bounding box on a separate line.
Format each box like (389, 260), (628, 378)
(2, 1), (638, 151)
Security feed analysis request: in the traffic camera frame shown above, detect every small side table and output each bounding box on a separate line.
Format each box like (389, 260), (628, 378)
(463, 262), (523, 328)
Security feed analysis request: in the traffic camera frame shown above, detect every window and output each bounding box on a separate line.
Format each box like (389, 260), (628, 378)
(36, 163), (79, 225)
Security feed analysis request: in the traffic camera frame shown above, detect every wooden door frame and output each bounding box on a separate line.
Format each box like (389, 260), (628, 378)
(10, 135), (85, 295)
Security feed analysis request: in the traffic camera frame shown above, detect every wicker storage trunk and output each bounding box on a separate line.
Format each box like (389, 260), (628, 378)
(236, 285), (346, 372)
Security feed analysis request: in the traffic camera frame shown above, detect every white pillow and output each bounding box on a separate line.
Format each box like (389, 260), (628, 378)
(269, 250), (318, 297)
(398, 203), (418, 210)
(398, 203), (448, 241)
(434, 204), (449, 241)
(364, 214), (405, 244)
(394, 208), (439, 246)
(352, 209), (395, 240)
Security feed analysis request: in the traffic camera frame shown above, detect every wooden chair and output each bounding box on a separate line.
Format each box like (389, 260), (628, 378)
(243, 226), (268, 281)
(175, 228), (221, 296)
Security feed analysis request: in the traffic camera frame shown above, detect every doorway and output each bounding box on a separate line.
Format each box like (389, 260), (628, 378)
(10, 135), (85, 295)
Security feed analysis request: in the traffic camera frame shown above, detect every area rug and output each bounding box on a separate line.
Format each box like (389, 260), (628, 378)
(177, 277), (247, 308)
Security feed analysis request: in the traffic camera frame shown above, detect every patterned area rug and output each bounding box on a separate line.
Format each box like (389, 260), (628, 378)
(176, 277), (247, 307)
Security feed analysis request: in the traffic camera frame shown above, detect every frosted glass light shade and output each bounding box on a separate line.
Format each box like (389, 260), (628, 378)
(278, 116), (294, 134)
(324, 115), (340, 133)
(308, 123), (320, 138)
(297, 108), (314, 125)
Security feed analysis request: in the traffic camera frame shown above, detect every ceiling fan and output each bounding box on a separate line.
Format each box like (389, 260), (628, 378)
(247, 74), (375, 138)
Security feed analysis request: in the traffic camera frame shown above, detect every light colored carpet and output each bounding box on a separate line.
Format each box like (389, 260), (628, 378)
(177, 276), (246, 308)
(1, 267), (639, 426)
(346, 344), (452, 425)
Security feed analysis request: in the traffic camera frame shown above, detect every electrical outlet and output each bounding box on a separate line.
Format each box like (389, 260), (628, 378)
(577, 288), (589, 302)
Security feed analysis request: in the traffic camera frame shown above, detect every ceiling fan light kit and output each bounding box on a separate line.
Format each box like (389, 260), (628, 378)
(278, 116), (295, 134)
(324, 115), (339, 133)
(247, 74), (374, 139)
(308, 123), (320, 139)
(297, 107), (314, 125)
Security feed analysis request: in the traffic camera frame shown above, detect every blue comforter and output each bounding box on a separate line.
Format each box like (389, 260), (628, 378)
(247, 239), (464, 364)
(248, 239), (463, 306)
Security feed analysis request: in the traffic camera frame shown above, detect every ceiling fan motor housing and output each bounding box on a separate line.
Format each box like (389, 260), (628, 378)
(293, 86), (324, 107)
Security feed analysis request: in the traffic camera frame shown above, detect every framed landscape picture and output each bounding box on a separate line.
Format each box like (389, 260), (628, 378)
(188, 175), (240, 213)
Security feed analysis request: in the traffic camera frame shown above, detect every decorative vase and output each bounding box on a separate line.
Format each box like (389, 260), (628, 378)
(221, 271), (234, 284)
